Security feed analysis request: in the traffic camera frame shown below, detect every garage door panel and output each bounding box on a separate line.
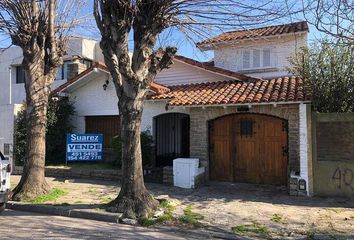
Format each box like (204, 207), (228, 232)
(210, 113), (288, 186)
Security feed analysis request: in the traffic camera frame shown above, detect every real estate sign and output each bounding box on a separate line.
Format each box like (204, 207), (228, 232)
(66, 133), (103, 161)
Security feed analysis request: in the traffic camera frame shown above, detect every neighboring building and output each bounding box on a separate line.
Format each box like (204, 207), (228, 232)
(0, 37), (103, 156)
(0, 22), (314, 196)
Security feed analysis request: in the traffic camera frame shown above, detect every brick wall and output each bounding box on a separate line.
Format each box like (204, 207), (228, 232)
(189, 104), (300, 180)
(313, 113), (354, 197)
(317, 121), (354, 162)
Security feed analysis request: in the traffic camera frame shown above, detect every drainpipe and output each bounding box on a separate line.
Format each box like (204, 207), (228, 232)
(8, 67), (12, 105)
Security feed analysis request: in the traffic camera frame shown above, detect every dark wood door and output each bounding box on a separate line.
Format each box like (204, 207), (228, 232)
(209, 114), (288, 186)
(85, 115), (121, 148)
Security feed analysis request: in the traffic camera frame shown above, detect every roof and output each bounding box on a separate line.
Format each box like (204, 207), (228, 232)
(149, 76), (308, 106)
(198, 21), (308, 48)
(174, 55), (260, 82)
(52, 62), (170, 95)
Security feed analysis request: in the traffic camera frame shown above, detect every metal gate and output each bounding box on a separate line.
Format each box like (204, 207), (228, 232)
(154, 113), (190, 167)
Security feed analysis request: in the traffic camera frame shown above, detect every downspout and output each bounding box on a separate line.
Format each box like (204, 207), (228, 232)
(8, 67), (12, 105)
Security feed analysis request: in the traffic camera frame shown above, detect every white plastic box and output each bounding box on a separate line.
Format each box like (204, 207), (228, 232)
(173, 158), (205, 188)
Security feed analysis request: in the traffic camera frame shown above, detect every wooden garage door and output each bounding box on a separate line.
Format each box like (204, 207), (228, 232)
(85, 115), (121, 148)
(209, 114), (288, 185)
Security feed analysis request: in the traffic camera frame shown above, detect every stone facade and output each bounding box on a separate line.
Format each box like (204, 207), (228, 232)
(188, 104), (301, 180)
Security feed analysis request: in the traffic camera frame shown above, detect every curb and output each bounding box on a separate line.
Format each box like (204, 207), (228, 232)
(7, 202), (237, 239)
(7, 202), (121, 223)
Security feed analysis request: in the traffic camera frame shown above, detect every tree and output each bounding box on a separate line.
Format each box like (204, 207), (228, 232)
(303, 0), (354, 44)
(14, 97), (75, 166)
(93, 0), (301, 218)
(288, 42), (354, 112)
(0, 0), (83, 200)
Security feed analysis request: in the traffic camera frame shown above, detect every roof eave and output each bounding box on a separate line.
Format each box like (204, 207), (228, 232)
(167, 100), (311, 108)
(197, 31), (308, 51)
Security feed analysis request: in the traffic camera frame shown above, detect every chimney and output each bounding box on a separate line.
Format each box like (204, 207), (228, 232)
(67, 57), (88, 80)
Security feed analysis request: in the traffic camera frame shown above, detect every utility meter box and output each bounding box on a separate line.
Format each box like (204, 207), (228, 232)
(173, 158), (205, 189)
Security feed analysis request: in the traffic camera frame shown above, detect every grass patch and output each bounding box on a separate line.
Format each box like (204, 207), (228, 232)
(159, 200), (176, 212)
(327, 208), (343, 214)
(351, 215), (354, 220)
(178, 206), (204, 227)
(99, 197), (113, 204)
(271, 213), (284, 223)
(73, 200), (83, 204)
(88, 188), (99, 193)
(139, 200), (176, 227)
(232, 223), (269, 237)
(30, 188), (67, 204)
(140, 212), (174, 227)
(11, 183), (17, 191)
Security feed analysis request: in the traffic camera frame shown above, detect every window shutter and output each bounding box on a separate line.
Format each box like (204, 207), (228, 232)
(243, 50), (250, 69)
(263, 48), (271, 67)
(253, 49), (261, 68)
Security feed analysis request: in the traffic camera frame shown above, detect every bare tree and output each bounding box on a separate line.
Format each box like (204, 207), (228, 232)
(93, 0), (301, 219)
(302, 0), (354, 44)
(0, 0), (83, 200)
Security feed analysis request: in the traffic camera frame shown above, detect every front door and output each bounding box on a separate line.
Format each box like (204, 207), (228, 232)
(154, 113), (190, 167)
(209, 113), (288, 185)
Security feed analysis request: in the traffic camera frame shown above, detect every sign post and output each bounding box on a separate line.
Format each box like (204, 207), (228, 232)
(66, 133), (103, 162)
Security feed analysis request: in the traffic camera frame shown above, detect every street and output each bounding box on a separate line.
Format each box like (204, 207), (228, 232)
(0, 209), (190, 240)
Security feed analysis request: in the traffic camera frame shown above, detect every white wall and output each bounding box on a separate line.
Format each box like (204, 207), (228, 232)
(69, 73), (119, 133)
(0, 38), (100, 107)
(68, 73), (190, 135)
(0, 47), (23, 105)
(0, 104), (23, 152)
(142, 101), (190, 133)
(213, 33), (307, 79)
(155, 60), (233, 86)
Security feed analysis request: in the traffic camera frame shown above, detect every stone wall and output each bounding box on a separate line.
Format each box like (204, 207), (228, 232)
(189, 104), (300, 180)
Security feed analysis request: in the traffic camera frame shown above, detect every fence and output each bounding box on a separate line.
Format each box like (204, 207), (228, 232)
(313, 113), (354, 197)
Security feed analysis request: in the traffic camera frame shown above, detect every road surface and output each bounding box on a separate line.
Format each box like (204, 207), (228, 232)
(0, 209), (192, 240)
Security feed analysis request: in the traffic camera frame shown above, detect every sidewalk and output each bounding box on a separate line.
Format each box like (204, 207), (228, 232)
(10, 175), (354, 239)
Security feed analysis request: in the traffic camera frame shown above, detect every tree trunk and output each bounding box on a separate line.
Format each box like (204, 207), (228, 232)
(12, 63), (51, 201)
(108, 97), (158, 218)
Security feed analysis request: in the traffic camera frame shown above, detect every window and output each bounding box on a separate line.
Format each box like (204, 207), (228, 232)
(55, 59), (92, 81)
(16, 66), (26, 84)
(240, 120), (253, 137)
(263, 48), (271, 67)
(242, 50), (251, 69)
(241, 48), (274, 70)
(253, 49), (261, 68)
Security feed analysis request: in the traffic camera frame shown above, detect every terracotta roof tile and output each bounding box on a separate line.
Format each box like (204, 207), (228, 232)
(198, 21), (308, 48)
(150, 76), (308, 106)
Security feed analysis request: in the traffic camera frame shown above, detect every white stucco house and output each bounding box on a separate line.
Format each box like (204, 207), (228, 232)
(0, 21), (313, 196)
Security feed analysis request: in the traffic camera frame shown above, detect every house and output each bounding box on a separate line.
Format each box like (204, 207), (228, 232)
(0, 21), (313, 196)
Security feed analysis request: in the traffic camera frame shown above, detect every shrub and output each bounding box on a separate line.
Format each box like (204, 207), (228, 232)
(14, 97), (75, 165)
(111, 130), (154, 168)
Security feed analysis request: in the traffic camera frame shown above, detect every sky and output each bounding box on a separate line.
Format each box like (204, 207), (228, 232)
(0, 1), (328, 63)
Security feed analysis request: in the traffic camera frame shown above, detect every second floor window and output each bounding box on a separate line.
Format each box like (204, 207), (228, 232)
(16, 66), (26, 84)
(242, 48), (274, 70)
(56, 59), (92, 80)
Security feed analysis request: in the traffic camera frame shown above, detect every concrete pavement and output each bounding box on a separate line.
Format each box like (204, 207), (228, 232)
(0, 210), (197, 240)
